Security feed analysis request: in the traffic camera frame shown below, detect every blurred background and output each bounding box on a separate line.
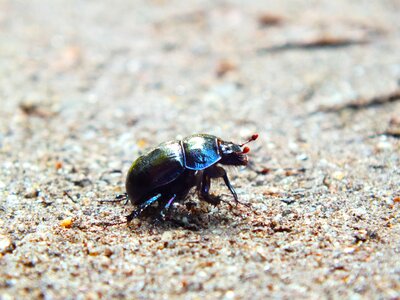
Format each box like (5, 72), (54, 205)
(0, 0), (399, 299)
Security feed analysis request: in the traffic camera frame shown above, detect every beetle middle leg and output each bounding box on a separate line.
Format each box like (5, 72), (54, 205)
(199, 167), (223, 206)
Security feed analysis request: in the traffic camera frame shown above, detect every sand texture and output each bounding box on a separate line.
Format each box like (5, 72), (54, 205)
(0, 1), (399, 299)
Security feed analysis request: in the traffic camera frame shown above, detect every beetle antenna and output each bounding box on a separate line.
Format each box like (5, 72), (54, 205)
(239, 133), (259, 147)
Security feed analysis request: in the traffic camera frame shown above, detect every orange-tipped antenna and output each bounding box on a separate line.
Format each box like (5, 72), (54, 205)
(242, 146), (250, 153)
(240, 133), (259, 147)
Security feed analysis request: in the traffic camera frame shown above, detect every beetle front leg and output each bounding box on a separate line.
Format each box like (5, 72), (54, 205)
(202, 165), (252, 208)
(210, 166), (253, 208)
(207, 166), (238, 200)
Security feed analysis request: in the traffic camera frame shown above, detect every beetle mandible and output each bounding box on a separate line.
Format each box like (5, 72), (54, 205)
(118, 133), (258, 223)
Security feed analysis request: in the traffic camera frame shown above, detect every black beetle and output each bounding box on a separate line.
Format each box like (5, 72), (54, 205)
(115, 133), (258, 223)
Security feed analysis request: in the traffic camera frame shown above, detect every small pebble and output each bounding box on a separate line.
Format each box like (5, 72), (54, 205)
(0, 235), (13, 254)
(60, 218), (73, 228)
(332, 171), (345, 181)
(343, 247), (355, 254)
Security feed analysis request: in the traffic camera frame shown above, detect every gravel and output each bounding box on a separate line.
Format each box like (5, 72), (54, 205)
(0, 0), (399, 299)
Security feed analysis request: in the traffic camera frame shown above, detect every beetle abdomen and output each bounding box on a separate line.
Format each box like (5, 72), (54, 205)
(126, 140), (184, 202)
(183, 134), (221, 170)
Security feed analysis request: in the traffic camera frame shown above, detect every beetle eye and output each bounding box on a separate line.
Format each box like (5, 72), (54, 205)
(220, 143), (233, 154)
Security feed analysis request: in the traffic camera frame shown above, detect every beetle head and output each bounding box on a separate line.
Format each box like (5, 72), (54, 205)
(218, 134), (258, 166)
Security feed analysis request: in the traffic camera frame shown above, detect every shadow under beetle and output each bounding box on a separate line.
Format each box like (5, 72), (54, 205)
(109, 133), (258, 223)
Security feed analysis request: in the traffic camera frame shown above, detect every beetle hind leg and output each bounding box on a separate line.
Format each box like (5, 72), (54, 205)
(126, 193), (162, 223)
(98, 193), (129, 205)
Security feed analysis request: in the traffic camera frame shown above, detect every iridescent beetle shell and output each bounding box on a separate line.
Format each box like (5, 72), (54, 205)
(124, 133), (258, 222)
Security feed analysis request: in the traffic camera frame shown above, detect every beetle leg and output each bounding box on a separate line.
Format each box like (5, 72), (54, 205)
(206, 166), (236, 198)
(211, 166), (252, 208)
(199, 172), (221, 206)
(126, 193), (162, 223)
(159, 194), (177, 220)
(204, 165), (249, 206)
(201, 172), (211, 195)
(220, 170), (238, 203)
(98, 193), (129, 204)
(120, 193), (130, 205)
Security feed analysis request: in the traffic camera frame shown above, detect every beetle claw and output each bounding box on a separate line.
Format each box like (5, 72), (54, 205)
(200, 193), (222, 206)
(126, 211), (139, 223)
(220, 199), (234, 210)
(157, 210), (170, 222)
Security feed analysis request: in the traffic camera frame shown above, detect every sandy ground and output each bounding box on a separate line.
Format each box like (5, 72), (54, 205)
(0, 0), (399, 299)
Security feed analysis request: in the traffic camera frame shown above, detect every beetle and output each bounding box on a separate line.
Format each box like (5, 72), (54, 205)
(110, 133), (258, 223)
